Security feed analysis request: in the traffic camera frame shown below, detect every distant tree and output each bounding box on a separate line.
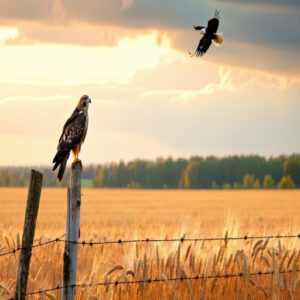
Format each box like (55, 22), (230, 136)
(233, 182), (242, 189)
(211, 181), (219, 189)
(96, 168), (107, 187)
(0, 154), (297, 188)
(181, 161), (199, 188)
(254, 179), (261, 189)
(243, 174), (255, 189)
(127, 182), (142, 189)
(278, 176), (296, 189)
(222, 182), (231, 189)
(284, 156), (300, 187)
(263, 175), (274, 189)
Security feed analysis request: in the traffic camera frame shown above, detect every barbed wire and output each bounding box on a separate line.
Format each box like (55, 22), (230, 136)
(0, 238), (60, 257)
(1, 233), (299, 258)
(63, 233), (300, 246)
(24, 268), (300, 296)
(0, 234), (65, 258)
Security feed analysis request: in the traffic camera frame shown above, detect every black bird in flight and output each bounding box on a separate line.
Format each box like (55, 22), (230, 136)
(190, 10), (223, 57)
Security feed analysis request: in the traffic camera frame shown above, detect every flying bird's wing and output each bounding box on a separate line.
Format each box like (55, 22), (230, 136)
(190, 36), (212, 57)
(193, 25), (205, 31)
(207, 10), (220, 34)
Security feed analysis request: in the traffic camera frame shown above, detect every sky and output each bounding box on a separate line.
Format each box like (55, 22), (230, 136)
(0, 0), (299, 165)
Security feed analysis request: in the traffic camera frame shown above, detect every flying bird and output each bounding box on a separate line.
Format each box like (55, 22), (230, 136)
(190, 10), (223, 57)
(52, 95), (91, 181)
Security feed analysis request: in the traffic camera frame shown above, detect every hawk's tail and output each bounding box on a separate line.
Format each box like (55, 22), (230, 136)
(52, 150), (70, 181)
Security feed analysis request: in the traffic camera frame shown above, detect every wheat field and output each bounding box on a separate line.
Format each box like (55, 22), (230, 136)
(1, 188), (300, 299)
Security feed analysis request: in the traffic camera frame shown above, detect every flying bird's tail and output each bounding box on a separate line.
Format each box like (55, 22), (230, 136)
(189, 50), (197, 57)
(52, 150), (70, 181)
(213, 33), (224, 46)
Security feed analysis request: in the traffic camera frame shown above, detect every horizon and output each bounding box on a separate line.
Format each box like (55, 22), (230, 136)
(0, 152), (298, 168)
(0, 1), (299, 166)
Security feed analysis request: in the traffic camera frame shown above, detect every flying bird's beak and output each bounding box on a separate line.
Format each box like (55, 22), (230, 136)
(86, 97), (92, 104)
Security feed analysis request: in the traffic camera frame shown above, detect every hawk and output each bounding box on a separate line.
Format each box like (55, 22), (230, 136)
(52, 95), (91, 181)
(190, 10), (223, 57)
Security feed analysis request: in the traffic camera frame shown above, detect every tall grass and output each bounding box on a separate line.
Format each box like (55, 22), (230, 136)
(0, 189), (300, 299)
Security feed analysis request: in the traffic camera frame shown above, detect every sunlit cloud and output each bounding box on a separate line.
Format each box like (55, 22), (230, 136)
(0, 32), (171, 82)
(0, 94), (72, 105)
(0, 26), (18, 43)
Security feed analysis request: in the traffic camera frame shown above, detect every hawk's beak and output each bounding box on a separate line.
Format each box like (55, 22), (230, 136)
(87, 98), (92, 104)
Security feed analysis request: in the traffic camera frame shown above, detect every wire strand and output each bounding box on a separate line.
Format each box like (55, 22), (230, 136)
(0, 238), (60, 257)
(1, 233), (299, 258)
(25, 268), (300, 296)
(60, 233), (300, 246)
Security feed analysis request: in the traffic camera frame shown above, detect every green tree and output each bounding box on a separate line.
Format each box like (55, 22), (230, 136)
(222, 182), (231, 189)
(254, 179), (261, 189)
(233, 182), (242, 189)
(243, 174), (255, 189)
(211, 181), (219, 189)
(263, 175), (274, 189)
(284, 156), (300, 187)
(181, 161), (199, 188)
(278, 176), (296, 189)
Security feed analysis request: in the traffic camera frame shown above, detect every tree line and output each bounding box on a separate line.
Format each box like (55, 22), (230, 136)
(0, 154), (300, 189)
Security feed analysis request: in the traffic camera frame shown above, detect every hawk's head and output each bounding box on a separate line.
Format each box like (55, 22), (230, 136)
(77, 95), (91, 112)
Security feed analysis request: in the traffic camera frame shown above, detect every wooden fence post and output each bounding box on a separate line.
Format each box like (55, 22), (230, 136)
(14, 169), (43, 300)
(62, 161), (82, 300)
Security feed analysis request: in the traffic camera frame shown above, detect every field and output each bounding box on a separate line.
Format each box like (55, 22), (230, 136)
(1, 188), (300, 299)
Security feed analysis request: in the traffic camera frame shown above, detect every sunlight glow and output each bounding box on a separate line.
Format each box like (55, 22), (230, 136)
(0, 32), (172, 82)
(0, 26), (18, 43)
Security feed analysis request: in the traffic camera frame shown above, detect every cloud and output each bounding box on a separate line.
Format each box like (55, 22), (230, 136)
(121, 0), (134, 10)
(2, 22), (142, 46)
(0, 0), (298, 76)
(0, 0), (54, 20)
(0, 26), (18, 43)
(0, 94), (72, 105)
(212, 0), (300, 9)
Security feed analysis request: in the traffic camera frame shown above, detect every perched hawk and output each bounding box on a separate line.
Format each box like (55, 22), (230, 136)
(52, 95), (91, 181)
(190, 10), (223, 57)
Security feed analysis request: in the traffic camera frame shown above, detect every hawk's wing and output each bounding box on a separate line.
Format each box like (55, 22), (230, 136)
(58, 111), (87, 152)
(58, 109), (79, 144)
(191, 36), (212, 57)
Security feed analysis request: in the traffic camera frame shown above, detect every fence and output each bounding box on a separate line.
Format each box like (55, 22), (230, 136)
(1, 233), (300, 297)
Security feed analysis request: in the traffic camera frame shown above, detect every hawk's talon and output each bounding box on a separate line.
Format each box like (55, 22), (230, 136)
(72, 159), (82, 170)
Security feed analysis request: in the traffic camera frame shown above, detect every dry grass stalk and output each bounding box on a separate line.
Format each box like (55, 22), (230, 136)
(106, 265), (124, 276)
(1, 189), (300, 299)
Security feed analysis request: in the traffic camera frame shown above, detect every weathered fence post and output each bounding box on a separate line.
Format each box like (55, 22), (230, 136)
(62, 161), (82, 300)
(14, 169), (43, 300)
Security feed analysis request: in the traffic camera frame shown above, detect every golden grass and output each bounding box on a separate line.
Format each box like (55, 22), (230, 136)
(0, 188), (300, 299)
